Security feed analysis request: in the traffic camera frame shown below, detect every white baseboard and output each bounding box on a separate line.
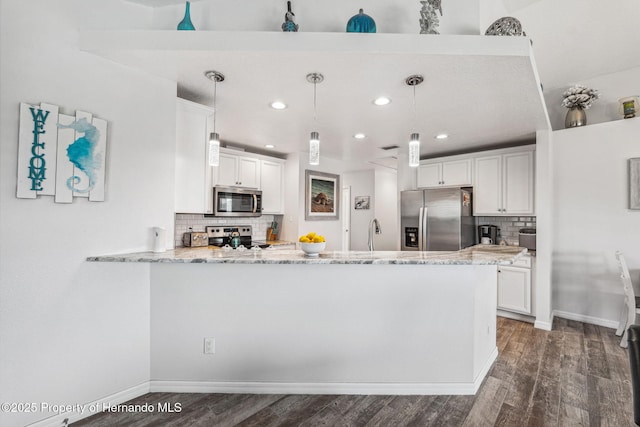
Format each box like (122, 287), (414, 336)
(26, 382), (150, 427)
(497, 310), (535, 324)
(24, 349), (498, 427)
(150, 349), (499, 396)
(534, 319), (553, 331)
(553, 310), (618, 329)
(150, 379), (475, 396)
(472, 346), (499, 393)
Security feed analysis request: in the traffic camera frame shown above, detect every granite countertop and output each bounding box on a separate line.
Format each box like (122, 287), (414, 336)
(251, 240), (295, 247)
(87, 244), (527, 265)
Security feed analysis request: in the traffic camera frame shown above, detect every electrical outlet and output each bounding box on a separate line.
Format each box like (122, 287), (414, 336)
(204, 337), (215, 354)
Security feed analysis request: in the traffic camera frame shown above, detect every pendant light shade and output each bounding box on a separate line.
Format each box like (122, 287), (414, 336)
(406, 74), (424, 168)
(409, 133), (420, 167)
(209, 132), (220, 166)
(309, 131), (320, 165)
(307, 72), (324, 165)
(205, 70), (225, 166)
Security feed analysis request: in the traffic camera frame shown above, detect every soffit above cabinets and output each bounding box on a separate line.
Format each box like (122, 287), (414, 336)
(80, 30), (550, 166)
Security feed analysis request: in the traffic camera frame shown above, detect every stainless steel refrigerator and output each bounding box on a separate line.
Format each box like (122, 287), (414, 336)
(401, 187), (475, 251)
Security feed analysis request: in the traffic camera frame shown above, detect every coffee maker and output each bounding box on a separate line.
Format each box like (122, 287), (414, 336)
(478, 225), (498, 245)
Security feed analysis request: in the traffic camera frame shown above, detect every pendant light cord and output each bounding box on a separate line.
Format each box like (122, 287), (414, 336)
(313, 79), (317, 124)
(213, 80), (218, 134)
(413, 83), (417, 129)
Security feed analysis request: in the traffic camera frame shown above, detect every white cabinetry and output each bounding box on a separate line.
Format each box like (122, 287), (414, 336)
(212, 148), (286, 215)
(216, 152), (260, 188)
(474, 147), (534, 216)
(175, 98), (215, 213)
(417, 159), (472, 188)
(260, 160), (284, 214)
(497, 255), (532, 315)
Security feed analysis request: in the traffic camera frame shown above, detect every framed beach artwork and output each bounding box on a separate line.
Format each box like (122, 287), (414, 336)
(630, 158), (640, 210)
(305, 169), (340, 220)
(354, 196), (370, 210)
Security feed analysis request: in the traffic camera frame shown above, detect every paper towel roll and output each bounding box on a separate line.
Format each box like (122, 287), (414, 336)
(153, 227), (166, 253)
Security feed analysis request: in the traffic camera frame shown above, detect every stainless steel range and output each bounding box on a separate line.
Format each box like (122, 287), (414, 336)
(206, 225), (253, 248)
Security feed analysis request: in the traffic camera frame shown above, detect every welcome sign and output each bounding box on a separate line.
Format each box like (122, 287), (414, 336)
(17, 102), (107, 202)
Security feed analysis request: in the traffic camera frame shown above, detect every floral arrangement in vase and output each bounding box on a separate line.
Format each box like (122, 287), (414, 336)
(561, 85), (600, 110)
(562, 84), (600, 128)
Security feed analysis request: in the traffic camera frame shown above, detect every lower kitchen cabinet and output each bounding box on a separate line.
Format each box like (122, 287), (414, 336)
(497, 255), (532, 315)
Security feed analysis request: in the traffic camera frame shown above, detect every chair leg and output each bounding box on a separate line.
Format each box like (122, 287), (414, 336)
(622, 327), (630, 348)
(618, 304), (629, 336)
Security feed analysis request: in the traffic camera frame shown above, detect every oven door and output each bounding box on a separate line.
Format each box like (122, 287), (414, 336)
(213, 187), (262, 217)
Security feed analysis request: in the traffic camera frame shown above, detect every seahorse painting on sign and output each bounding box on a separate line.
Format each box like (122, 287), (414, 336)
(16, 102), (108, 202)
(58, 117), (101, 194)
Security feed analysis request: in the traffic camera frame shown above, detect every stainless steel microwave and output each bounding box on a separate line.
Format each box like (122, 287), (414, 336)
(212, 186), (262, 217)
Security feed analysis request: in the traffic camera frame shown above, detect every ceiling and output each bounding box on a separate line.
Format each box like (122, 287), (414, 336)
(81, 30), (549, 169)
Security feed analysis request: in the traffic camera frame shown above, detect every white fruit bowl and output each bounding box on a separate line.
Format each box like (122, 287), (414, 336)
(300, 242), (326, 257)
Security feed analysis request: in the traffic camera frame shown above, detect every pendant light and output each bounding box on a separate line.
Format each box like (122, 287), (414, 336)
(406, 74), (424, 168)
(205, 70), (225, 166)
(307, 72), (324, 165)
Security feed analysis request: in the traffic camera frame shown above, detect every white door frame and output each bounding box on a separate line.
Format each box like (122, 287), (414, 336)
(342, 185), (351, 251)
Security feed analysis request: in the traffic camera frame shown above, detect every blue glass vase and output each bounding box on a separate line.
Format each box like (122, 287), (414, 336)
(346, 8), (376, 33)
(177, 1), (195, 31)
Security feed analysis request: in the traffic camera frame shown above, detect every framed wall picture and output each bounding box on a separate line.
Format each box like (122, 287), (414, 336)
(305, 169), (340, 220)
(630, 158), (640, 210)
(354, 196), (370, 210)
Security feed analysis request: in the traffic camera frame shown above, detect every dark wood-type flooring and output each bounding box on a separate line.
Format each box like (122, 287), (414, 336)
(73, 317), (635, 426)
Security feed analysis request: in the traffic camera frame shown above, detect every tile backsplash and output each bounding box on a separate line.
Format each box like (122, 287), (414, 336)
(174, 214), (283, 248)
(476, 216), (536, 245)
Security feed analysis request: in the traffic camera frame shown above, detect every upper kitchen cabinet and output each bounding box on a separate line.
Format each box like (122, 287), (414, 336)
(474, 145), (535, 216)
(216, 152), (260, 188)
(260, 159), (285, 214)
(175, 98), (215, 213)
(213, 148), (286, 214)
(417, 158), (472, 188)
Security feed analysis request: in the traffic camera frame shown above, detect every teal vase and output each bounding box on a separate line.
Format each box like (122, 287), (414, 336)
(177, 1), (195, 31)
(346, 8), (376, 33)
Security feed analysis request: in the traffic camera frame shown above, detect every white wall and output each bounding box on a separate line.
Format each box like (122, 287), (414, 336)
(151, 0), (481, 35)
(282, 152), (301, 243)
(342, 170), (375, 251)
(552, 118), (640, 326)
(150, 262), (497, 391)
(375, 168), (399, 250)
(0, 1), (177, 425)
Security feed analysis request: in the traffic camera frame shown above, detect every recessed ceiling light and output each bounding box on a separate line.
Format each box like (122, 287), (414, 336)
(353, 133), (366, 140)
(435, 133), (448, 140)
(264, 144), (275, 149)
(373, 97), (391, 106)
(270, 101), (287, 110)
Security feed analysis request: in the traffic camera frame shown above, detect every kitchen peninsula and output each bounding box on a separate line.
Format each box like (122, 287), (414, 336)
(89, 245), (525, 395)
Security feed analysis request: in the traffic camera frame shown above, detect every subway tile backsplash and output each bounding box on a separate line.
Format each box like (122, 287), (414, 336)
(476, 216), (536, 245)
(174, 214), (283, 248)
